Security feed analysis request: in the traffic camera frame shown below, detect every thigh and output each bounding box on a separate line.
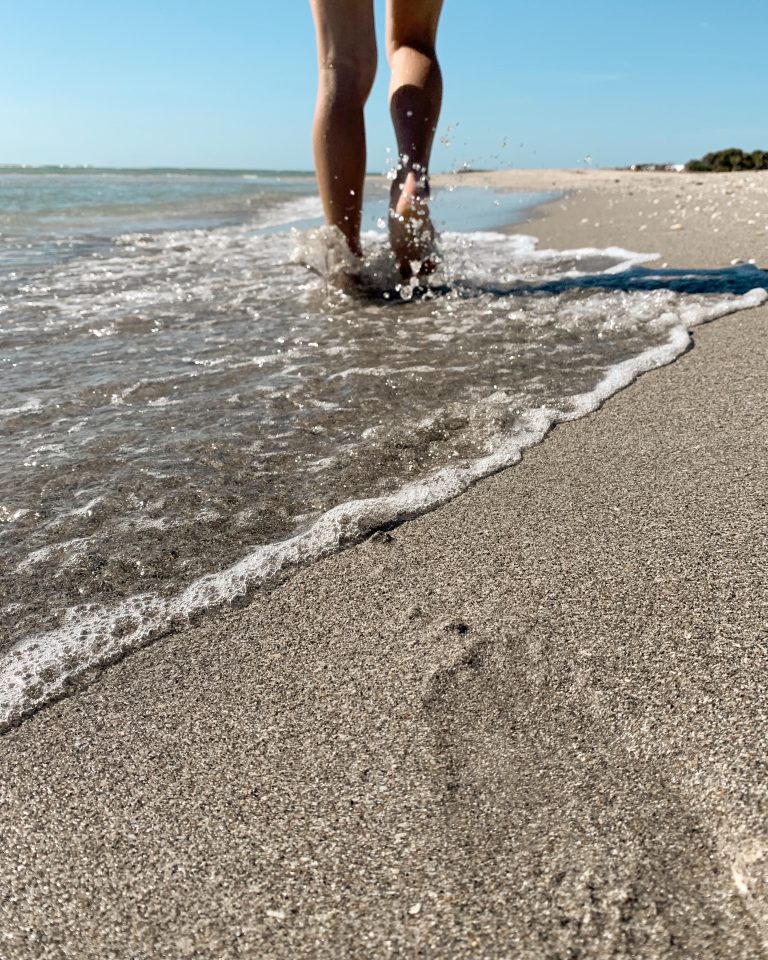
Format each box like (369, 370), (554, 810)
(310, 0), (376, 65)
(386, 0), (443, 55)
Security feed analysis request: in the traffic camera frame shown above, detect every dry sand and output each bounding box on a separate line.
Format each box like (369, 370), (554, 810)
(1, 171), (767, 959)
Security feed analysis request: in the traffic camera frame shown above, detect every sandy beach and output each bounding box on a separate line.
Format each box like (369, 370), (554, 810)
(2, 170), (767, 959)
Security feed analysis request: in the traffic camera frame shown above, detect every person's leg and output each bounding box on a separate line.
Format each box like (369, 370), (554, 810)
(309, 0), (377, 257)
(386, 0), (444, 275)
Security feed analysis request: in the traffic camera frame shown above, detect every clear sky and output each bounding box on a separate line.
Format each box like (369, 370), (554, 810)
(1, 0), (766, 172)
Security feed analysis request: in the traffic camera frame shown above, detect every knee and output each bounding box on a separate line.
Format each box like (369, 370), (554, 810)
(318, 49), (377, 104)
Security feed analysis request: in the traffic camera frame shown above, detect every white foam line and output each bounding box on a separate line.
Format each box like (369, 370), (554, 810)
(254, 196), (324, 230)
(439, 233), (660, 272)
(563, 287), (766, 417)
(329, 365), (466, 380)
(1, 285), (765, 733)
(0, 398), (43, 418)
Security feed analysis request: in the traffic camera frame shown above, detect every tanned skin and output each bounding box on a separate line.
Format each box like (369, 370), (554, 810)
(309, 0), (443, 276)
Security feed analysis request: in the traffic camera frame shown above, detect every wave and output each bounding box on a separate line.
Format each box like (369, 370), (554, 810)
(1, 227), (765, 732)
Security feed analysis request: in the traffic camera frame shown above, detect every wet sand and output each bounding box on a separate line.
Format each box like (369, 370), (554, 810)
(2, 170), (767, 959)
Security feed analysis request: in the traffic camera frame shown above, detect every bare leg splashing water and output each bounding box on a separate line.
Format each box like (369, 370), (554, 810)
(387, 0), (443, 279)
(310, 0), (444, 281)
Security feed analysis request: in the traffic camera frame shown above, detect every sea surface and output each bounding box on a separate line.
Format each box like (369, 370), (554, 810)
(1, 166), (766, 729)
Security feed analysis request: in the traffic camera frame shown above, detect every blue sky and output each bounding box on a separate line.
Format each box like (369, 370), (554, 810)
(1, 0), (766, 171)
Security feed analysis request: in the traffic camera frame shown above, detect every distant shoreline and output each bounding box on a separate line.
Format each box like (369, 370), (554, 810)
(0, 164), (317, 177)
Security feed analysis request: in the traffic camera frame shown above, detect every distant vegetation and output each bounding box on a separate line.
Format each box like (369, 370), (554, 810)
(686, 148), (768, 172)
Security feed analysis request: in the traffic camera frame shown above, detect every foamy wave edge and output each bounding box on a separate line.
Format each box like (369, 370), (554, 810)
(1, 265), (765, 733)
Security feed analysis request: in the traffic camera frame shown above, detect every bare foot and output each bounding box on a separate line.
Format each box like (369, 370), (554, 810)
(389, 170), (438, 280)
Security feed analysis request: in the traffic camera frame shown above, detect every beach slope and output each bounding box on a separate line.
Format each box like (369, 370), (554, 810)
(1, 171), (767, 959)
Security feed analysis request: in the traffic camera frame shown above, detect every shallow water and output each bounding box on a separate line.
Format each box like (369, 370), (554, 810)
(1, 169), (766, 729)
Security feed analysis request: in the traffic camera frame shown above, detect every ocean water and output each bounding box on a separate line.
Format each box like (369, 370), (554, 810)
(1, 167), (766, 730)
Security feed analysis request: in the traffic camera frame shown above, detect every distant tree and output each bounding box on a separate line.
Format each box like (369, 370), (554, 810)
(686, 148), (768, 172)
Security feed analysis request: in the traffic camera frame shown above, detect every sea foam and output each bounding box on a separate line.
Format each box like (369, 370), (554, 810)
(1, 222), (766, 731)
